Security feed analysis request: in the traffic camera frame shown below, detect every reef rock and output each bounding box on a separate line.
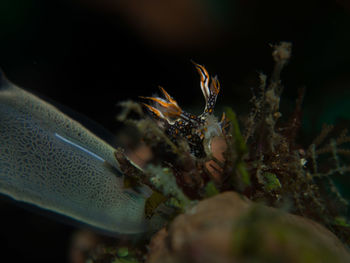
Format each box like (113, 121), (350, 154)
(147, 192), (350, 263)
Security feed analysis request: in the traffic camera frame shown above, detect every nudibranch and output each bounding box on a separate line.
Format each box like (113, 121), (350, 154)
(141, 63), (226, 158)
(0, 71), (154, 234)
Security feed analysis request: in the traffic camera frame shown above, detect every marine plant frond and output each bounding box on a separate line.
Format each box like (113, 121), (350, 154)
(306, 126), (350, 178)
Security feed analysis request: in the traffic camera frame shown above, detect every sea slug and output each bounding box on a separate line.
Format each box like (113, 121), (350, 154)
(0, 71), (152, 234)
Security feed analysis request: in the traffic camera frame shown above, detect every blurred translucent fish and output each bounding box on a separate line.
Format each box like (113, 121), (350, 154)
(0, 70), (153, 235)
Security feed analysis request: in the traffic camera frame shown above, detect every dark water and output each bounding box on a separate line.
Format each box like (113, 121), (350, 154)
(0, 0), (349, 262)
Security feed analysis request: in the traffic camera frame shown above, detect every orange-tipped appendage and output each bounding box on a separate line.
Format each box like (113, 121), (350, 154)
(193, 63), (209, 86)
(158, 86), (178, 106)
(142, 96), (182, 119)
(142, 103), (164, 118)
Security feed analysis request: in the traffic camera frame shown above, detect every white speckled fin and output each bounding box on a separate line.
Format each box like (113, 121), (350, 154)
(0, 75), (157, 234)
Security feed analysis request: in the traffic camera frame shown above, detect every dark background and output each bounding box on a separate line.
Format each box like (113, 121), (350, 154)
(1, 0), (350, 262)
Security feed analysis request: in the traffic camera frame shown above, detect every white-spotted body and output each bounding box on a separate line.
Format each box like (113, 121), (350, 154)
(0, 72), (152, 234)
